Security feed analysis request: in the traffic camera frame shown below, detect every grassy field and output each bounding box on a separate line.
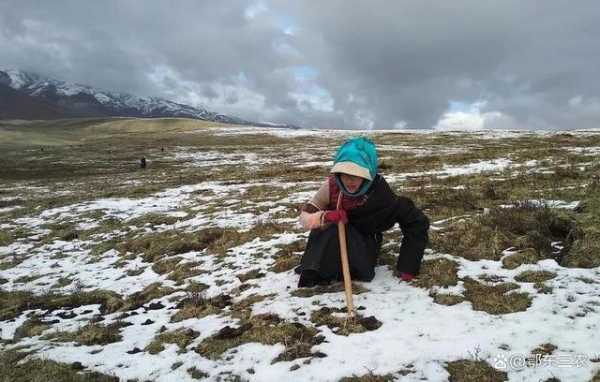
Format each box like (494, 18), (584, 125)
(1, 118), (599, 381)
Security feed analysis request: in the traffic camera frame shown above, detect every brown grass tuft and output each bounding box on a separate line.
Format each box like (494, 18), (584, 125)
(270, 240), (305, 273)
(171, 293), (231, 322)
(514, 270), (557, 283)
(413, 258), (460, 289)
(434, 203), (574, 262)
(291, 282), (370, 298)
(531, 343), (557, 357)
(145, 328), (200, 354)
(310, 307), (382, 336)
(0, 289), (124, 321)
(50, 322), (127, 346)
(446, 359), (507, 382)
(195, 314), (322, 361)
(121, 283), (173, 311)
(339, 373), (396, 382)
(431, 293), (465, 306)
(0, 350), (118, 382)
(462, 278), (532, 315)
(502, 249), (540, 270)
(13, 318), (49, 340)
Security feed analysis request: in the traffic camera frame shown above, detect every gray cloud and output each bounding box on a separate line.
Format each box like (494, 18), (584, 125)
(1, 0), (599, 129)
(201, 85), (219, 100)
(283, 1), (600, 129)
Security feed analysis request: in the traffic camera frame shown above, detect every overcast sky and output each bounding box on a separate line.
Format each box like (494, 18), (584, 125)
(1, 1), (599, 130)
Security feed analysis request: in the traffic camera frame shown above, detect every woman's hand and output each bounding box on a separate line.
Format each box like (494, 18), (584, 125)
(299, 211), (324, 230)
(323, 209), (348, 224)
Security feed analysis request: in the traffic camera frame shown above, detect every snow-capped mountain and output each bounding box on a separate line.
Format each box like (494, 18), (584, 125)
(0, 69), (297, 127)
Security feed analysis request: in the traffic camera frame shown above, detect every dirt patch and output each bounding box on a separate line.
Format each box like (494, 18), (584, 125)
(195, 314), (323, 362)
(310, 307), (382, 336)
(291, 282), (370, 298)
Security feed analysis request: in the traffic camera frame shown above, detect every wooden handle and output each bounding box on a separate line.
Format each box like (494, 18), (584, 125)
(336, 193), (354, 317)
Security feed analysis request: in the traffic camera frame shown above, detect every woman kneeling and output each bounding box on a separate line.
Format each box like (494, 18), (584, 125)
(297, 137), (430, 287)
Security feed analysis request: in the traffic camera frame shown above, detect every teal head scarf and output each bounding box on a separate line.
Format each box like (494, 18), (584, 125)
(331, 137), (378, 196)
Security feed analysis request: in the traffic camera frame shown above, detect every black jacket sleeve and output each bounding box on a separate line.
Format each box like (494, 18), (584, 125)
(346, 175), (429, 275)
(394, 196), (430, 275)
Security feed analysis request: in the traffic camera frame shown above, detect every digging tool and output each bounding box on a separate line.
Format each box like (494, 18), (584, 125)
(336, 193), (355, 317)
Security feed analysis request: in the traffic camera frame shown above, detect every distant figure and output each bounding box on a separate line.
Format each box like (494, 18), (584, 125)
(161, 147), (164, 152)
(140, 157), (147, 169)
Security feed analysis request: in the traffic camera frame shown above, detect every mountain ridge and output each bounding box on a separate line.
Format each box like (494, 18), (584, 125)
(0, 69), (298, 128)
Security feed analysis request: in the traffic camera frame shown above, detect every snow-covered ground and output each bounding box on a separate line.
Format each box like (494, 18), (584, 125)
(1, 127), (599, 381)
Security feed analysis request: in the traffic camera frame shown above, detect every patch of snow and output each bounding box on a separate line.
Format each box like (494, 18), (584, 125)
(0, 312), (30, 340)
(500, 200), (581, 210)
(0, 206), (21, 213)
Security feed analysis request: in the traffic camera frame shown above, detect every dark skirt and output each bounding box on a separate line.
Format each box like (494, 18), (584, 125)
(296, 224), (382, 287)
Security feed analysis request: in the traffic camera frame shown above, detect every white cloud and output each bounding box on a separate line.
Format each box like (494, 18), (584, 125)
(394, 121), (407, 129)
(3, 1), (600, 129)
(244, 2), (268, 19)
(147, 64), (273, 119)
(434, 111), (486, 131)
(569, 95), (583, 107)
(289, 89), (334, 112)
(569, 95), (600, 115)
(433, 101), (522, 131)
(354, 109), (375, 130)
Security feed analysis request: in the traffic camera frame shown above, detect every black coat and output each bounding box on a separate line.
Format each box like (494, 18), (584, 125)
(299, 174), (429, 282)
(348, 174), (430, 275)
